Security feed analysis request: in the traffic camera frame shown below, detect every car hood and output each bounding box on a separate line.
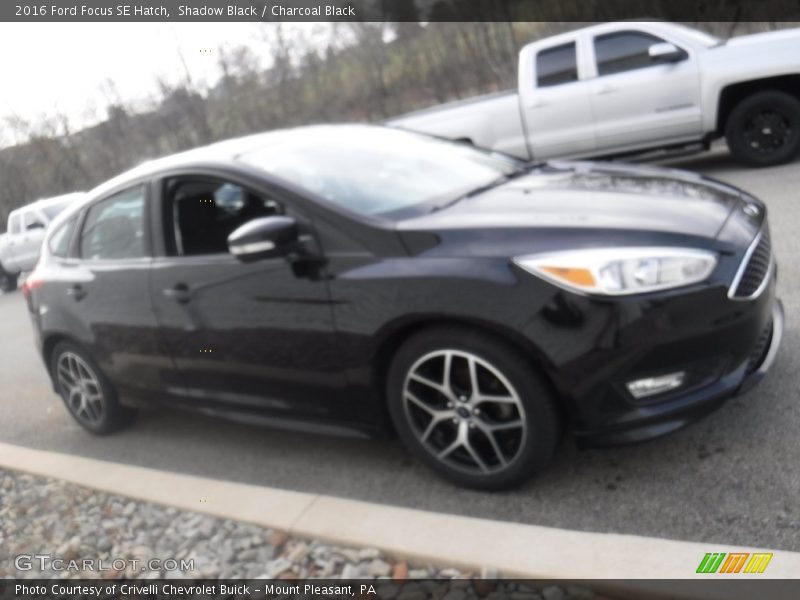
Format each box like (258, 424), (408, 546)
(397, 161), (756, 240)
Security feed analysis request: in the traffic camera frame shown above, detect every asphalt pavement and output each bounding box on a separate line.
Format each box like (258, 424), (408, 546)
(1, 147), (798, 551)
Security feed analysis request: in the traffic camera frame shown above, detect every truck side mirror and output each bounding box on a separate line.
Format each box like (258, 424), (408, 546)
(648, 42), (686, 63)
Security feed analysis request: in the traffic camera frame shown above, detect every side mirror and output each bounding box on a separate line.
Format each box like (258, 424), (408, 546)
(648, 42), (685, 63)
(26, 221), (45, 230)
(228, 216), (298, 262)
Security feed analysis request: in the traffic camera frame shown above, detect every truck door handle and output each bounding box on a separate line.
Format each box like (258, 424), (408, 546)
(163, 283), (191, 304)
(67, 285), (86, 301)
(528, 100), (550, 109)
(595, 85), (619, 95)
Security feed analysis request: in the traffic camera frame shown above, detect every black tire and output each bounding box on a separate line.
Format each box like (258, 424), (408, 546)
(50, 341), (135, 435)
(0, 269), (17, 293)
(387, 326), (560, 490)
(724, 90), (800, 167)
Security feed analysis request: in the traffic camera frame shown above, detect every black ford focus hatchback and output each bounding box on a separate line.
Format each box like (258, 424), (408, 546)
(24, 125), (783, 489)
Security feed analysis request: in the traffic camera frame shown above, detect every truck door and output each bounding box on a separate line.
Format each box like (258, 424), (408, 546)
(519, 40), (597, 160)
(588, 30), (702, 153)
(4, 213), (23, 272)
(17, 209), (47, 270)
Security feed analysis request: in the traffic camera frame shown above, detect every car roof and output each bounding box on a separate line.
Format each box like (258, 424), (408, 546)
(520, 21), (703, 50)
(87, 124), (375, 199)
(49, 124), (387, 235)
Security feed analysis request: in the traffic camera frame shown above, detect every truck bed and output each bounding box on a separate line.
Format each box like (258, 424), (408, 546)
(387, 89), (530, 160)
(388, 89), (518, 122)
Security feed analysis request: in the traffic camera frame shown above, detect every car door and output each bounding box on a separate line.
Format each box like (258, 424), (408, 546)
(148, 172), (349, 424)
(519, 39), (597, 160)
(588, 29), (702, 152)
(64, 183), (167, 399)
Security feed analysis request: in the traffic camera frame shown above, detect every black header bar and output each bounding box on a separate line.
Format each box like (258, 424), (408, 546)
(3, 0), (800, 22)
(4, 579), (800, 600)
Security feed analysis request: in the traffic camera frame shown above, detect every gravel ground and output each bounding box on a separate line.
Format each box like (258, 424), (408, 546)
(0, 469), (612, 600)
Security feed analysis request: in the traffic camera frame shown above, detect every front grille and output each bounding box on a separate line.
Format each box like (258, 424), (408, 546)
(746, 319), (773, 375)
(731, 228), (772, 298)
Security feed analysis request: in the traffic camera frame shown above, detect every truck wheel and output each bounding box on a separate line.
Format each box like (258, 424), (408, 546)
(0, 270), (18, 293)
(725, 90), (800, 167)
(386, 326), (560, 490)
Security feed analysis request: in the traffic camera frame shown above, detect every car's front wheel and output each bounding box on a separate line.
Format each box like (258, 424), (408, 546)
(387, 327), (560, 490)
(725, 90), (800, 167)
(51, 341), (135, 434)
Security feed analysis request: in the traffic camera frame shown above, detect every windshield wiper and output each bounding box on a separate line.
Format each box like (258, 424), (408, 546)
(431, 168), (529, 212)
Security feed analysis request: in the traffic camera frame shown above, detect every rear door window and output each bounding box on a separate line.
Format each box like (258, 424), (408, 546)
(79, 185), (147, 260)
(536, 42), (578, 87)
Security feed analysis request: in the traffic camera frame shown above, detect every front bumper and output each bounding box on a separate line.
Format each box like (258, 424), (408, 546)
(573, 298), (784, 448)
(738, 298), (784, 394)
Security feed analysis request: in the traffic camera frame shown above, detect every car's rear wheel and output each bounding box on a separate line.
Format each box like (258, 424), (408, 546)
(50, 341), (135, 434)
(387, 327), (560, 490)
(0, 269), (17, 293)
(725, 91), (800, 167)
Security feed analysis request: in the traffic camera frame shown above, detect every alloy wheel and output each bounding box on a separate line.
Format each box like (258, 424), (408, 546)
(743, 109), (793, 155)
(56, 352), (106, 426)
(402, 349), (527, 475)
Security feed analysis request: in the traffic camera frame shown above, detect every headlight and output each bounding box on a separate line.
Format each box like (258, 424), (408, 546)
(513, 247), (717, 296)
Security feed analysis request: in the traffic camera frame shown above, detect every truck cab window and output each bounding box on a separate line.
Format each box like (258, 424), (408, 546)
(9, 214), (21, 235)
(536, 42), (578, 88)
(41, 199), (72, 221)
(166, 178), (284, 257)
(23, 210), (43, 230)
(594, 31), (684, 76)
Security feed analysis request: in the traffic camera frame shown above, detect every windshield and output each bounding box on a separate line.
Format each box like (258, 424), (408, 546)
(240, 126), (523, 217)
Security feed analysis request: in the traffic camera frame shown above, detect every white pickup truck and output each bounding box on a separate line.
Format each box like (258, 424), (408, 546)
(389, 21), (800, 167)
(0, 192), (84, 292)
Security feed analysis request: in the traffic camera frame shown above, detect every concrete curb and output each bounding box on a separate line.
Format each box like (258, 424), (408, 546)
(0, 441), (797, 598)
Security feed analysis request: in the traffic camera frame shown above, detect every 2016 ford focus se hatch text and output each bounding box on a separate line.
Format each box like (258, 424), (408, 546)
(23, 125), (783, 489)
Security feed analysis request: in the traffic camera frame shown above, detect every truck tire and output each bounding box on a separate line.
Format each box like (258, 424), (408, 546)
(0, 269), (18, 293)
(725, 90), (800, 167)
